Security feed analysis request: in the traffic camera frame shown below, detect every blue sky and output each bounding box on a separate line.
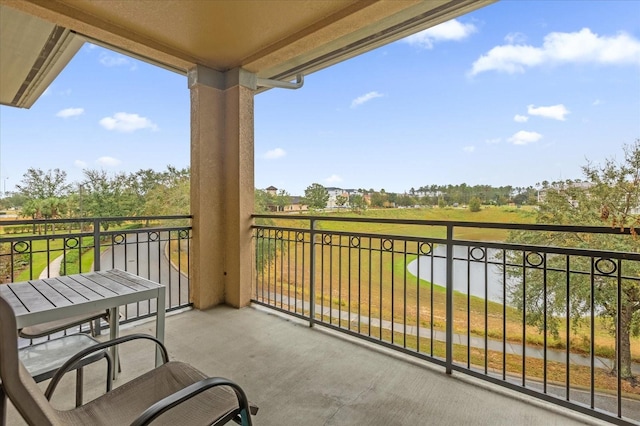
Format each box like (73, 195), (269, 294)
(1, 0), (639, 197)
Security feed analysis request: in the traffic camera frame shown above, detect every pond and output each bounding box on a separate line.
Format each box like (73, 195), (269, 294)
(406, 245), (514, 304)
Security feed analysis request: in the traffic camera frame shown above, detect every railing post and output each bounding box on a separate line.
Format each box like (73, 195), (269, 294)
(93, 219), (101, 272)
(309, 218), (316, 328)
(445, 224), (454, 374)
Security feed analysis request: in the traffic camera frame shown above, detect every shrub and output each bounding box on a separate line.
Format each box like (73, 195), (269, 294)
(469, 197), (482, 212)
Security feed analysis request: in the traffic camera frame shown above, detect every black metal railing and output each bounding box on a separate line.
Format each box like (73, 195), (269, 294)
(0, 215), (192, 327)
(252, 214), (640, 425)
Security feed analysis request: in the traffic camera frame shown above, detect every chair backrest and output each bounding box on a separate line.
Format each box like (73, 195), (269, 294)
(0, 295), (61, 425)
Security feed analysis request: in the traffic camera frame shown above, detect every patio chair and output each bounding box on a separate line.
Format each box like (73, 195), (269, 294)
(1, 333), (114, 426)
(18, 310), (110, 339)
(0, 295), (257, 426)
(18, 333), (113, 406)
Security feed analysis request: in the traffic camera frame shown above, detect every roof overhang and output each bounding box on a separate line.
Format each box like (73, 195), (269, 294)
(0, 5), (84, 108)
(0, 0), (495, 108)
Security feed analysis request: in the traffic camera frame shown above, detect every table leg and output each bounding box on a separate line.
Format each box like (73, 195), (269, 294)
(109, 307), (119, 380)
(155, 289), (166, 367)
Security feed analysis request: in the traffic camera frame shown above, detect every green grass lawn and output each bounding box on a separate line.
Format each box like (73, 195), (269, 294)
(14, 235), (98, 281)
(265, 205), (537, 241)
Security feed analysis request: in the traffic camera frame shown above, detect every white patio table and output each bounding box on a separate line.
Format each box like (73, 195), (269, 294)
(0, 269), (166, 377)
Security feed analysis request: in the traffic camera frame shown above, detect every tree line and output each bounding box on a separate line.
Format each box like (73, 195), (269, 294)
(1, 166), (189, 229)
(257, 183), (541, 213)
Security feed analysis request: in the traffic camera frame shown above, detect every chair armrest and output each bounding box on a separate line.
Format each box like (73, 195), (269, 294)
(130, 377), (254, 426)
(45, 334), (169, 400)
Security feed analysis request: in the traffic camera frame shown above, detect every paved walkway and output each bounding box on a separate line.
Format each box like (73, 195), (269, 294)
(38, 254), (64, 279)
(265, 292), (640, 375)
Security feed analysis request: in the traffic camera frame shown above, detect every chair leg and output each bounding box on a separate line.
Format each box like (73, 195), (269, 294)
(75, 368), (84, 407)
(104, 353), (113, 393)
(1, 384), (6, 426)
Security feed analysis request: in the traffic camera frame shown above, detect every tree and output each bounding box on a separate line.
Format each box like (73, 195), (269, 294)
(335, 194), (348, 208)
(81, 170), (132, 229)
(508, 140), (640, 379)
(127, 168), (167, 216)
(1, 192), (27, 210)
(144, 174), (190, 217)
(274, 189), (291, 212)
(396, 194), (416, 207)
(303, 183), (329, 210)
(142, 166), (190, 217)
(16, 168), (71, 200)
(17, 168), (71, 233)
(370, 191), (387, 208)
(349, 194), (367, 214)
(468, 197), (482, 212)
(254, 189), (272, 214)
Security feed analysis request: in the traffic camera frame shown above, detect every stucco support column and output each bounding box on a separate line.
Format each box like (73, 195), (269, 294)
(188, 65), (256, 309)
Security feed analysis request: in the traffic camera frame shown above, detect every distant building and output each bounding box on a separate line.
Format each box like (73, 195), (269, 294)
(283, 196), (308, 212)
(537, 181), (593, 206)
(265, 185), (278, 196)
(324, 187), (363, 209)
(263, 186), (308, 212)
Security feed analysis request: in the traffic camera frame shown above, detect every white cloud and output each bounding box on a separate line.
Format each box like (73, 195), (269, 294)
(99, 52), (131, 67)
(514, 114), (529, 123)
(96, 156), (122, 167)
(351, 91), (383, 108)
(485, 138), (501, 145)
(592, 99), (601, 106)
(264, 148), (286, 160)
(56, 107), (84, 118)
(470, 28), (640, 75)
(99, 112), (158, 132)
(463, 146), (476, 153)
(508, 130), (543, 145)
(404, 19), (477, 49)
(527, 104), (570, 121)
(504, 32), (527, 45)
(325, 174), (343, 184)
(74, 160), (87, 168)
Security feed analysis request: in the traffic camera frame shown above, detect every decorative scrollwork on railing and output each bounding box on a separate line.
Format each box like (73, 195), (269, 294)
(594, 258), (617, 275)
(419, 242), (432, 255)
(382, 239), (393, 251)
(113, 234), (126, 245)
(64, 237), (79, 249)
(12, 241), (30, 253)
(148, 232), (160, 242)
(350, 236), (360, 248)
(275, 230), (283, 240)
(256, 228), (265, 238)
(296, 231), (305, 242)
(525, 251), (544, 268)
(323, 234), (333, 245)
(470, 247), (486, 261)
(178, 230), (189, 239)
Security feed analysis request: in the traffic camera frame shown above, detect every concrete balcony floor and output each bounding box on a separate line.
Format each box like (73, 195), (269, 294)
(7, 305), (611, 425)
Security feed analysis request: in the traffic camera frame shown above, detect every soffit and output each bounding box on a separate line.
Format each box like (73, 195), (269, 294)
(0, 0), (495, 107)
(0, 5), (82, 107)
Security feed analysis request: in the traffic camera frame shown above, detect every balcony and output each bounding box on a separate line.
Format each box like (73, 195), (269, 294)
(4, 305), (608, 425)
(252, 214), (640, 425)
(2, 215), (639, 424)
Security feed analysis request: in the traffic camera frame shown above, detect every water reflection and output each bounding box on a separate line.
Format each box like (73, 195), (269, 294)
(406, 245), (510, 304)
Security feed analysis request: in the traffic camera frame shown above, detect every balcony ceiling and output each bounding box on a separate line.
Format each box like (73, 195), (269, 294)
(0, 0), (494, 108)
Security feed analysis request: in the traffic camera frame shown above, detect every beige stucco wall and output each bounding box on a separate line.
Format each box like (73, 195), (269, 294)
(189, 67), (254, 309)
